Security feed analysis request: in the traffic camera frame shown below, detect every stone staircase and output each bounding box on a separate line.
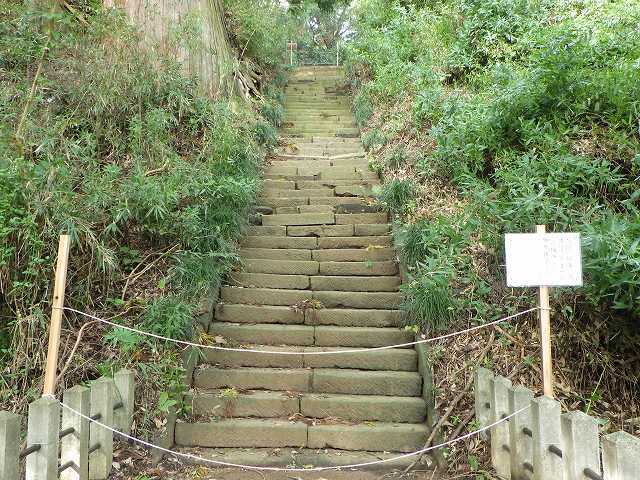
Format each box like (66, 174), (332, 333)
(175, 66), (429, 470)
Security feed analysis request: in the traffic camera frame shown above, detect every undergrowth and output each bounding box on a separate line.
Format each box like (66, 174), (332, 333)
(346, 0), (640, 470)
(0, 1), (287, 437)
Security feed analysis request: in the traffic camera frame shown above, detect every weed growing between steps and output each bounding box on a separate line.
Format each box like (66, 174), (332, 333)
(0, 2), (286, 437)
(346, 0), (639, 473)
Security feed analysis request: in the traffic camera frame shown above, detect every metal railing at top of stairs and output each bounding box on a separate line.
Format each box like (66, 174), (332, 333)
(287, 40), (341, 67)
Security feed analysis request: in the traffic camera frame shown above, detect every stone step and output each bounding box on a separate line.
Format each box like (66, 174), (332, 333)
(239, 248), (312, 261)
(305, 308), (403, 327)
(228, 272), (310, 290)
(296, 179), (377, 188)
(241, 235), (318, 249)
(262, 213), (336, 226)
(175, 418), (307, 448)
(176, 418), (427, 452)
(215, 304), (402, 328)
(276, 205), (334, 214)
(282, 136), (363, 144)
(314, 326), (412, 347)
(174, 447), (415, 470)
(317, 235), (393, 248)
(187, 390), (425, 423)
(209, 323), (315, 346)
(208, 323), (411, 348)
(319, 261), (399, 276)
(194, 367), (421, 396)
(286, 224), (354, 237)
(202, 345), (417, 371)
(310, 275), (400, 291)
(187, 390), (299, 418)
(243, 258), (319, 275)
(311, 247), (394, 262)
(308, 422), (428, 453)
(260, 187), (334, 197)
(215, 304), (304, 325)
(245, 225), (286, 236)
(221, 287), (402, 309)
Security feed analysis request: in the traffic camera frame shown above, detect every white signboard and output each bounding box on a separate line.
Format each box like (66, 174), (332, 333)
(505, 233), (583, 287)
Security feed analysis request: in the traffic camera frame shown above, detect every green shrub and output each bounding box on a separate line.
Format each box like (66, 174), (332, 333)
(401, 264), (456, 332)
(142, 296), (194, 340)
(384, 145), (408, 169)
(378, 178), (415, 214)
(362, 128), (387, 150)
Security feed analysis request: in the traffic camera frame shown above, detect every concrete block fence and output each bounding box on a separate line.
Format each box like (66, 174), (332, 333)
(0, 370), (135, 480)
(475, 367), (640, 480)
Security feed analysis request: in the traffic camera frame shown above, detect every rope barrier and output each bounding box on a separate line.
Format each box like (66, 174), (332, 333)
(58, 306), (540, 355)
(58, 400), (530, 472)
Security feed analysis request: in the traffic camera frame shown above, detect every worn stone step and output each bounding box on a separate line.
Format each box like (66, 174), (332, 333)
(243, 259), (319, 275)
(312, 369), (422, 396)
(308, 197), (368, 206)
(228, 272), (310, 290)
(215, 304), (304, 325)
(187, 390), (299, 418)
(257, 197), (311, 208)
(310, 275), (400, 292)
(305, 308), (402, 328)
(203, 345), (417, 371)
(319, 261), (399, 276)
(311, 248), (394, 262)
(276, 205), (334, 214)
(262, 213), (336, 227)
(303, 347), (417, 371)
(245, 225), (286, 236)
(194, 367), (312, 392)
(317, 236), (393, 249)
(314, 326), (412, 347)
(239, 248), (312, 261)
(175, 447), (415, 470)
(336, 213), (388, 225)
(241, 236), (318, 249)
(287, 224), (354, 237)
(262, 179), (296, 189)
(209, 323), (315, 346)
(301, 394), (426, 423)
(313, 291), (403, 309)
(296, 179), (377, 189)
(261, 188), (334, 198)
(202, 345), (305, 368)
(355, 224), (392, 236)
(308, 422), (428, 453)
(175, 418), (307, 448)
(220, 287), (313, 306)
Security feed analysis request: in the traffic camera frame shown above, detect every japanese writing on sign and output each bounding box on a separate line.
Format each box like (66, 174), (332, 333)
(505, 233), (583, 287)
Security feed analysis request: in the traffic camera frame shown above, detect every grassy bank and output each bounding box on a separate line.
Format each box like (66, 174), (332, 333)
(0, 1), (288, 436)
(346, 0), (639, 471)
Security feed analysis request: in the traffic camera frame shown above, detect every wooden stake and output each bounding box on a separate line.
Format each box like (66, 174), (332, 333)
(536, 225), (554, 397)
(43, 235), (71, 396)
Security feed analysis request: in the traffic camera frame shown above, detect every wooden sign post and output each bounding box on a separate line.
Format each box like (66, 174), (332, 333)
(504, 226), (583, 398)
(42, 235), (71, 396)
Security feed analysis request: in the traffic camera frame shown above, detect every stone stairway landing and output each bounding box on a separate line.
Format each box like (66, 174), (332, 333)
(175, 66), (429, 470)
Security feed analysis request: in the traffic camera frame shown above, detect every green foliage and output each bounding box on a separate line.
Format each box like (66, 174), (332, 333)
(378, 179), (415, 214)
(384, 145), (408, 169)
(347, 0), (640, 329)
(223, 0), (293, 67)
(362, 128), (387, 150)
(0, 3), (286, 416)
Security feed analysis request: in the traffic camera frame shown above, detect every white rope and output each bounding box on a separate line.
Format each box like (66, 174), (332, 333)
(58, 400), (529, 472)
(59, 306), (539, 355)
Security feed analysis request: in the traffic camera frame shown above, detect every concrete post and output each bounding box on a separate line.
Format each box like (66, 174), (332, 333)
(474, 367), (493, 437)
(531, 396), (562, 480)
(0, 411), (22, 480)
(509, 385), (534, 480)
(602, 431), (640, 480)
(61, 386), (90, 480)
(89, 377), (114, 480)
(561, 411), (600, 480)
(490, 375), (512, 479)
(114, 369), (135, 434)
(25, 396), (60, 480)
